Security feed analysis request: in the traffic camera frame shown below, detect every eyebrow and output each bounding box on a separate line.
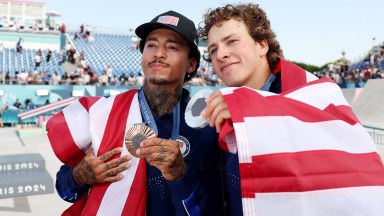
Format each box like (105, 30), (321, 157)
(208, 33), (236, 51)
(146, 37), (182, 45)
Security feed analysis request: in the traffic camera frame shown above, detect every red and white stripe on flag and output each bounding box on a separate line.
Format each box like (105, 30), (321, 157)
(219, 78), (384, 215)
(47, 90), (147, 216)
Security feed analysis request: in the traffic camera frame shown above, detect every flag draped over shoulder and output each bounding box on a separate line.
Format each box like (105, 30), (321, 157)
(219, 59), (384, 216)
(46, 90), (147, 216)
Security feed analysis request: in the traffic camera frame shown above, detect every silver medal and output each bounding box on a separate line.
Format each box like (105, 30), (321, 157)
(185, 89), (213, 128)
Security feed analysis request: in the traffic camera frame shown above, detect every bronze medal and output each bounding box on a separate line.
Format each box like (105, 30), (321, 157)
(125, 124), (155, 158)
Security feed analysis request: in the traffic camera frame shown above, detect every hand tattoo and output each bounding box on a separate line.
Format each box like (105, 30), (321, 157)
(73, 159), (96, 185)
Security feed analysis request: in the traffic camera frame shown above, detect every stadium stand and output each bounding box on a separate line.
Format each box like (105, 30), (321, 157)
(1, 48), (64, 76)
(69, 32), (142, 77)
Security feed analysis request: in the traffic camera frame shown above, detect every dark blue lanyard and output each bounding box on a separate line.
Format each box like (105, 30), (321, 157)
(138, 88), (180, 140)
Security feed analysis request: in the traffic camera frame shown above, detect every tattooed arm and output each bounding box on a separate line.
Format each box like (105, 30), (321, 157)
(72, 147), (132, 185)
(56, 147), (132, 203)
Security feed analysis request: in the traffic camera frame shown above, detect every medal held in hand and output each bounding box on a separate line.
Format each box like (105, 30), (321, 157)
(125, 124), (155, 158)
(185, 89), (213, 128)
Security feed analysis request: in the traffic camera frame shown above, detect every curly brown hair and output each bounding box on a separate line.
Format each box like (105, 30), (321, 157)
(198, 3), (283, 72)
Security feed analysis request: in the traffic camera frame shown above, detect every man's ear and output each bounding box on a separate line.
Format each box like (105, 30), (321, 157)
(259, 39), (269, 56)
(187, 58), (197, 73)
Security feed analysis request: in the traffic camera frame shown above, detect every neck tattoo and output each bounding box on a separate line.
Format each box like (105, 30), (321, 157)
(143, 82), (182, 116)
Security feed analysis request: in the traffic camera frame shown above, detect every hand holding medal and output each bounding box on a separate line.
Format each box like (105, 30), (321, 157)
(185, 89), (213, 128)
(186, 89), (232, 133)
(125, 124), (156, 158)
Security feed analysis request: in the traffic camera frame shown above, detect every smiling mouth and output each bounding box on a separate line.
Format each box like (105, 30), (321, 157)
(221, 62), (236, 72)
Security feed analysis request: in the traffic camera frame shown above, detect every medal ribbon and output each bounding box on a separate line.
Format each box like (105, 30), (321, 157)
(138, 88), (180, 140)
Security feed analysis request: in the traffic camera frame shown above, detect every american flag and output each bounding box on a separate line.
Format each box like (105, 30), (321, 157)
(218, 59), (384, 215)
(157, 15), (179, 26)
(47, 90), (147, 216)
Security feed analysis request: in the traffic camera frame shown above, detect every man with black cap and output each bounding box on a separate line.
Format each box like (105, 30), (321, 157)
(49, 11), (224, 215)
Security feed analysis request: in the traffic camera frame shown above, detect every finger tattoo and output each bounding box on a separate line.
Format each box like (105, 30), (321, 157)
(156, 154), (166, 161)
(159, 146), (169, 152)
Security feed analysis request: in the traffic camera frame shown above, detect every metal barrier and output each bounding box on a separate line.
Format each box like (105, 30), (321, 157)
(364, 125), (384, 145)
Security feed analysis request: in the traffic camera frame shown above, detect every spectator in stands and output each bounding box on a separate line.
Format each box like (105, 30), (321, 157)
(13, 71), (19, 84)
(81, 33), (87, 40)
(65, 43), (71, 52)
(135, 72), (144, 86)
(90, 71), (98, 85)
(119, 72), (127, 85)
(106, 65), (113, 82)
(80, 24), (84, 34)
(110, 75), (118, 85)
(24, 98), (30, 109)
(27, 71), (34, 84)
(19, 70), (28, 85)
(69, 71), (79, 85)
(67, 48), (76, 64)
(51, 71), (60, 85)
(49, 10), (223, 216)
(34, 52), (42, 69)
(28, 99), (35, 109)
(35, 71), (43, 84)
(61, 72), (69, 84)
(79, 57), (87, 68)
(85, 24), (91, 36)
(82, 70), (90, 85)
(88, 33), (95, 43)
(16, 38), (23, 53)
(42, 71), (51, 85)
(99, 71), (108, 86)
(37, 49), (42, 56)
(13, 99), (21, 109)
(45, 99), (50, 105)
(363, 64), (372, 81)
(127, 72), (136, 86)
(0, 71), (3, 84)
(46, 49), (52, 62)
(5, 72), (11, 84)
(60, 23), (66, 34)
(84, 64), (92, 73)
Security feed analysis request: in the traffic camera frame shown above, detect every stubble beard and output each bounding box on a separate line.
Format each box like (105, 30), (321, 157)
(148, 77), (172, 85)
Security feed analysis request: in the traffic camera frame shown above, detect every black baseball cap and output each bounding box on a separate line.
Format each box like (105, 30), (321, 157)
(135, 10), (199, 54)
